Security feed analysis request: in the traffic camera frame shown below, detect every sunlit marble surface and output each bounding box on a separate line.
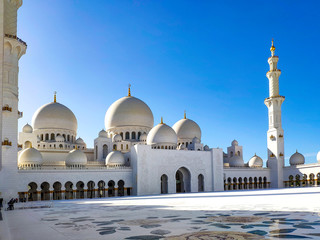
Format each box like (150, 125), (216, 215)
(2, 187), (320, 239)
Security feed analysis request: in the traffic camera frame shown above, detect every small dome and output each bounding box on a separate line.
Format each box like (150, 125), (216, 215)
(172, 118), (201, 141)
(56, 135), (65, 142)
(113, 134), (122, 142)
(18, 147), (43, 166)
(105, 151), (125, 166)
(99, 129), (108, 138)
(231, 140), (238, 146)
(192, 137), (200, 144)
(22, 123), (33, 133)
(248, 154), (263, 168)
(147, 123), (177, 146)
(75, 137), (85, 144)
(32, 102), (77, 133)
(105, 96), (154, 131)
(66, 149), (87, 166)
(289, 151), (305, 166)
(204, 145), (210, 151)
(317, 151), (320, 163)
(229, 155), (244, 167)
(139, 133), (147, 141)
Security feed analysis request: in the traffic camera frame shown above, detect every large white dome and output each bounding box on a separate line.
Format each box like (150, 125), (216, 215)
(105, 96), (154, 130)
(172, 117), (201, 141)
(65, 149), (87, 166)
(147, 123), (177, 146)
(105, 151), (126, 166)
(18, 147), (43, 166)
(32, 102), (77, 132)
(289, 151), (305, 166)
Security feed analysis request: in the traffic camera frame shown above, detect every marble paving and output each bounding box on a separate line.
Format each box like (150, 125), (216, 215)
(2, 187), (320, 240)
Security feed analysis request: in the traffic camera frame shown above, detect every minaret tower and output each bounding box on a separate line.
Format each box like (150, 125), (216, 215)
(0, 0), (26, 200)
(264, 40), (285, 188)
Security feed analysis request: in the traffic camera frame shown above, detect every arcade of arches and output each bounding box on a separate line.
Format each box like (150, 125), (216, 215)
(224, 176), (270, 191)
(285, 173), (320, 188)
(19, 180), (131, 202)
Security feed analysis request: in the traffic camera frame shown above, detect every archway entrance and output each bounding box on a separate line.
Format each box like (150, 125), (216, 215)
(176, 167), (191, 193)
(161, 174), (168, 194)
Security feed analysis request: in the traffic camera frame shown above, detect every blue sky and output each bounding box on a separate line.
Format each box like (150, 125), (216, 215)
(17, 1), (320, 165)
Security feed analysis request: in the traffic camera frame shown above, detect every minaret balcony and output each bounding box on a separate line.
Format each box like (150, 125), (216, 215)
(4, 34), (27, 46)
(2, 106), (12, 112)
(2, 139), (12, 148)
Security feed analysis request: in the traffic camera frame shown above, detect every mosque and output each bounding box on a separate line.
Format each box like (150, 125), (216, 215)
(1, 0), (320, 202)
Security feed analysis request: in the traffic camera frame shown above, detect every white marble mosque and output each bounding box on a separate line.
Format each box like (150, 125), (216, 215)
(1, 0), (320, 203)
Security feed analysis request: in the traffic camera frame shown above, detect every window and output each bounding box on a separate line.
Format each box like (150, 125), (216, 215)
(125, 132), (130, 140)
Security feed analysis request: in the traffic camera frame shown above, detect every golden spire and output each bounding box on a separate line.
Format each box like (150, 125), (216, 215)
(184, 110), (186, 119)
(54, 91), (57, 103)
(160, 117), (163, 124)
(128, 84), (131, 97)
(270, 38), (275, 56)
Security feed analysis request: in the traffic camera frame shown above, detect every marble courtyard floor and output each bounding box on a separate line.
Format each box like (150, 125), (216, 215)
(1, 187), (320, 240)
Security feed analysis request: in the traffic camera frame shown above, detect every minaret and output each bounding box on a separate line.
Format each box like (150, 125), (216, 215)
(264, 40), (285, 188)
(0, 0), (26, 200)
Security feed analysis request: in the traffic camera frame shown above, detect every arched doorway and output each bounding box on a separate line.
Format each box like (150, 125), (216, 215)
(53, 182), (62, 200)
(103, 145), (108, 158)
(161, 174), (168, 194)
(76, 181), (84, 199)
(98, 180), (105, 198)
(175, 167), (191, 193)
(118, 180), (125, 196)
(41, 182), (50, 201)
(87, 181), (95, 198)
(28, 182), (38, 201)
(108, 180), (115, 197)
(65, 181), (73, 199)
(198, 174), (204, 192)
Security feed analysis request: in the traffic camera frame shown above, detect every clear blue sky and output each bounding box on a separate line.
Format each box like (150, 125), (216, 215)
(17, 1), (320, 165)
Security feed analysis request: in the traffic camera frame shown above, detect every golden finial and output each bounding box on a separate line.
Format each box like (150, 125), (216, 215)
(184, 110), (186, 119)
(161, 117), (163, 124)
(54, 91), (57, 103)
(128, 84), (131, 97)
(270, 38), (275, 56)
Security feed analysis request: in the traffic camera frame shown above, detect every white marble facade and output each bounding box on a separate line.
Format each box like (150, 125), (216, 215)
(1, 0), (320, 202)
